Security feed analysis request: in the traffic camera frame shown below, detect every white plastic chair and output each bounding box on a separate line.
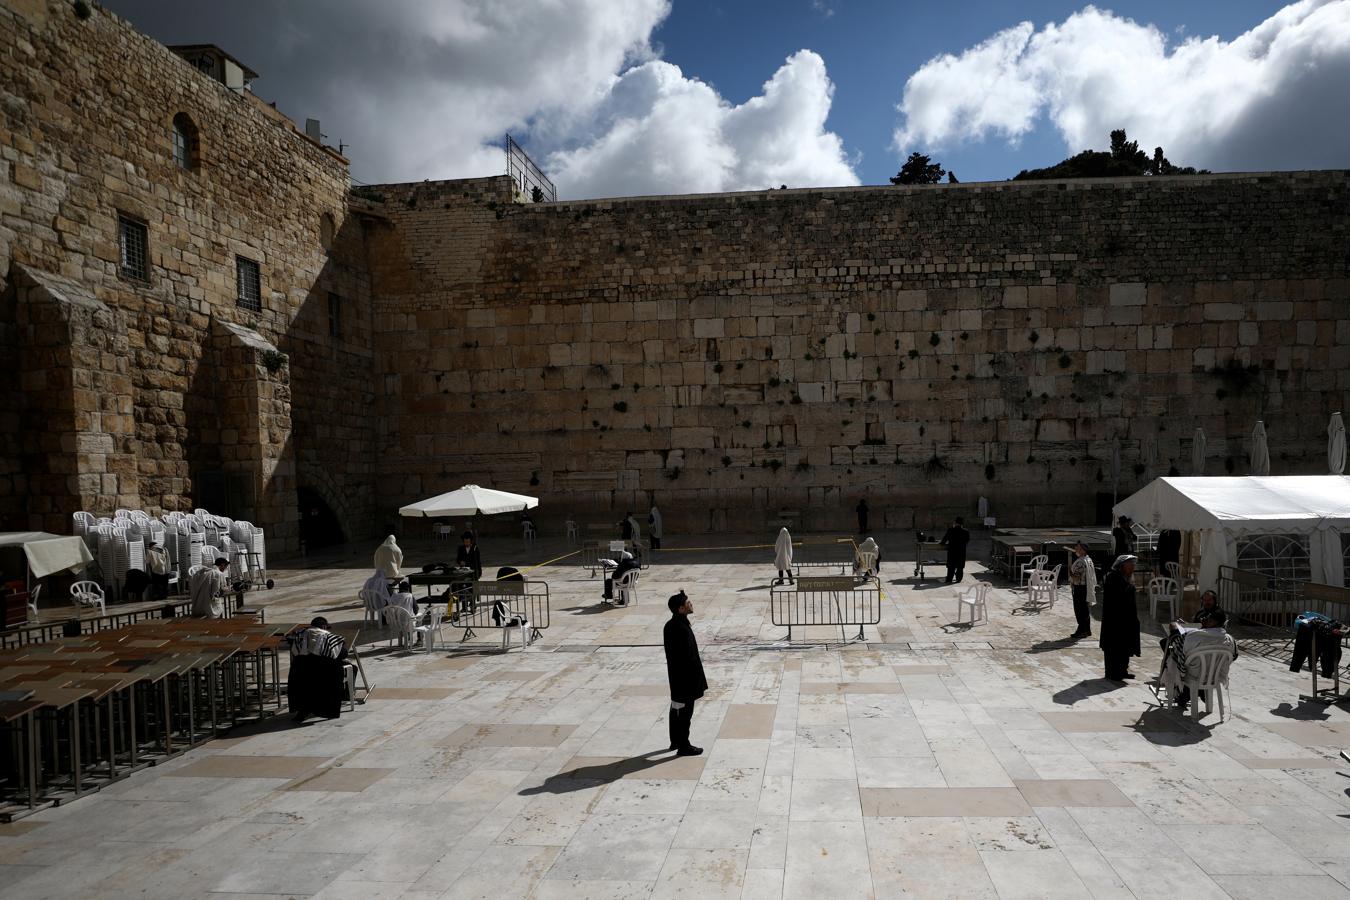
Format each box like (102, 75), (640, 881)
(1020, 554), (1049, 588)
(1148, 577), (1179, 620)
(359, 589), (381, 627)
(494, 602), (533, 650)
(1164, 561), (1181, 583)
(615, 568), (639, 607)
(854, 550), (879, 578)
(522, 521), (536, 543)
(1181, 646), (1232, 721)
(1028, 566), (1060, 609)
(436, 524), (453, 542)
(415, 608), (444, 651)
(956, 582), (990, 625)
(70, 581), (106, 615)
(26, 583), (41, 622)
(385, 605), (416, 649)
(566, 519), (579, 544)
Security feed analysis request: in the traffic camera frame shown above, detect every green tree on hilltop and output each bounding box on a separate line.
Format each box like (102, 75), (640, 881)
(1013, 129), (1208, 180)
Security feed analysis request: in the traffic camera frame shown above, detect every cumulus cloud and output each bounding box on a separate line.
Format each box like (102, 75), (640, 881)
(104, 0), (858, 198)
(894, 0), (1350, 172)
(547, 50), (859, 198)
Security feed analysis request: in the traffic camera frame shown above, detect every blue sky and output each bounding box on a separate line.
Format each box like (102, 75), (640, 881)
(650, 0), (1294, 184)
(105, 1), (1349, 196)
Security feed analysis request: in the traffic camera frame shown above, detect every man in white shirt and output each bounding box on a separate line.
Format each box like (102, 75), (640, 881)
(190, 557), (231, 618)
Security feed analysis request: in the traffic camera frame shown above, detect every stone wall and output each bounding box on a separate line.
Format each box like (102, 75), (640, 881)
(0, 0), (376, 550)
(365, 172), (1350, 534)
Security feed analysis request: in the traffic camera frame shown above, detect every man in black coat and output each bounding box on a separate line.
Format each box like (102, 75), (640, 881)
(940, 516), (970, 583)
(856, 499), (869, 533)
(663, 590), (707, 756)
(1100, 556), (1141, 681)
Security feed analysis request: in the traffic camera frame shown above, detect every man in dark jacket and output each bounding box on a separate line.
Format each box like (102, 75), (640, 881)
(940, 517), (970, 583)
(663, 590), (707, 756)
(455, 532), (482, 581)
(1100, 555), (1141, 681)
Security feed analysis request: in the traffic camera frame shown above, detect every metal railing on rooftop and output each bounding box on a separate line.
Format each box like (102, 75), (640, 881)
(505, 133), (556, 203)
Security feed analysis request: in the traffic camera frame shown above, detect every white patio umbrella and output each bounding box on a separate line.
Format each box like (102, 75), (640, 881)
(1250, 420), (1270, 476)
(1330, 412), (1346, 475)
(398, 484), (539, 518)
(1191, 427), (1206, 476)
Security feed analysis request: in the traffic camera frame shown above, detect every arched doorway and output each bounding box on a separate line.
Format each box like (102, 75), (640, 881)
(298, 486), (345, 551)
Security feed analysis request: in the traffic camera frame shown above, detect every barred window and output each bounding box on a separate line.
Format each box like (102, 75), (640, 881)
(328, 291), (342, 337)
(118, 215), (148, 281)
(236, 256), (261, 312)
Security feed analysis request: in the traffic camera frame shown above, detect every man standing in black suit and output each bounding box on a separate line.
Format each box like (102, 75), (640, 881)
(940, 516), (970, 584)
(663, 590), (707, 757)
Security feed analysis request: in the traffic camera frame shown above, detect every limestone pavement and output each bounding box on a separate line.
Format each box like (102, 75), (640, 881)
(3, 533), (1350, 899)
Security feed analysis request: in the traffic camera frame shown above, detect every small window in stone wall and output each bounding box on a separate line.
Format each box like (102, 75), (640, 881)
(118, 214), (149, 281)
(236, 256), (262, 312)
(328, 291), (342, 337)
(172, 112), (200, 170)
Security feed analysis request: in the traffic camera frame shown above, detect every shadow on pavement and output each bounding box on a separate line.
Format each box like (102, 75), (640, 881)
(518, 750), (680, 795)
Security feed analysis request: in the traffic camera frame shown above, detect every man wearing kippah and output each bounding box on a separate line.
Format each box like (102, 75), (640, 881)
(663, 590), (707, 757)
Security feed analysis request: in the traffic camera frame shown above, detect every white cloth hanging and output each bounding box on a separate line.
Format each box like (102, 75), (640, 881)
(1330, 413), (1346, 476)
(1250, 421), (1270, 476)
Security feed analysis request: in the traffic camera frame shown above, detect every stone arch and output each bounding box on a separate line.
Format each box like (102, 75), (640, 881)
(297, 461), (354, 548)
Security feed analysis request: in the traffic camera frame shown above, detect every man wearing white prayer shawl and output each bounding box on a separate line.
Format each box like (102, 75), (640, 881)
(648, 506), (664, 550)
(774, 527), (794, 584)
(373, 535), (403, 578)
(362, 569), (393, 610)
(190, 557), (231, 618)
(855, 537), (880, 577)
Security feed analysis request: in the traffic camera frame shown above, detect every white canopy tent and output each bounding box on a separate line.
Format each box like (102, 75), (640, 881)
(398, 484), (539, 519)
(1113, 476), (1350, 589)
(0, 531), (95, 581)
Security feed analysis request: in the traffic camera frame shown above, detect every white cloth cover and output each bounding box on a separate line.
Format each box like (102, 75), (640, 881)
(1197, 529), (1236, 593)
(977, 496), (989, 519)
(362, 570), (393, 607)
(0, 533), (95, 579)
(648, 506), (663, 540)
(398, 484), (539, 517)
(774, 528), (793, 571)
(1330, 413), (1346, 476)
(1314, 527), (1345, 588)
(1250, 421), (1271, 476)
(626, 516), (641, 544)
(1191, 427), (1207, 476)
(373, 536), (402, 578)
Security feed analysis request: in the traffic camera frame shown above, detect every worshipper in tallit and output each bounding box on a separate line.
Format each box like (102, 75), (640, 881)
(774, 527), (795, 585)
(373, 535), (403, 579)
(362, 568), (394, 611)
(1100, 555), (1142, 681)
(190, 557), (231, 618)
(604, 550), (640, 605)
(854, 536), (881, 577)
(626, 513), (643, 556)
(648, 505), (664, 550)
(287, 616), (349, 722)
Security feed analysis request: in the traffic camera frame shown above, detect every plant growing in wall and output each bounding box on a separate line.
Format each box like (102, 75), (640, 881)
(260, 350), (288, 374)
(922, 453), (949, 477)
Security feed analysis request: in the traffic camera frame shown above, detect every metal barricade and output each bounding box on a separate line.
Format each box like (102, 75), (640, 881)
(791, 541), (855, 577)
(458, 580), (550, 642)
(769, 575), (880, 642)
(1218, 565), (1302, 629)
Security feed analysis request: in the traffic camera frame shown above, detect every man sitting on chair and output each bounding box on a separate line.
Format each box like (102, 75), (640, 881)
(1160, 607), (1237, 711)
(603, 550), (640, 605)
(287, 616), (349, 722)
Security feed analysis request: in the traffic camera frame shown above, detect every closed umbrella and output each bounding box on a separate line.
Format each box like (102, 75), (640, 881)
(1250, 420), (1270, 476)
(398, 484), (539, 518)
(1191, 427), (1206, 476)
(1330, 412), (1346, 476)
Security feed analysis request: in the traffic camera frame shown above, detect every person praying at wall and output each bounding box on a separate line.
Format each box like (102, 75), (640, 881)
(856, 498), (870, 534)
(287, 616), (349, 722)
(940, 516), (970, 584)
(648, 505), (664, 550)
(374, 534), (403, 579)
(774, 527), (794, 585)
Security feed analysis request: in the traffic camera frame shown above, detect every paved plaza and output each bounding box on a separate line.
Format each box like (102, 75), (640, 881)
(5, 534), (1350, 899)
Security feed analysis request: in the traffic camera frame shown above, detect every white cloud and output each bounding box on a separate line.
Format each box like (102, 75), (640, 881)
(893, 1), (1350, 172)
(107, 0), (857, 198)
(547, 50), (860, 198)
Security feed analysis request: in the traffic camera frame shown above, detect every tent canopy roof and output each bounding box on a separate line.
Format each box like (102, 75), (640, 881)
(1113, 476), (1350, 534)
